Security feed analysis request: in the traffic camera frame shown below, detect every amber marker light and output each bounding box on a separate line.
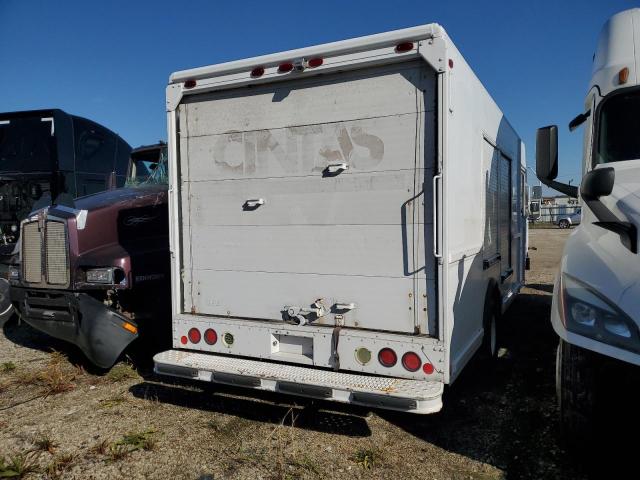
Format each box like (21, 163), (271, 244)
(619, 67), (630, 84)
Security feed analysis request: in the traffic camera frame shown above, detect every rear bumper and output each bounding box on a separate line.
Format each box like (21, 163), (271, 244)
(154, 349), (444, 414)
(11, 287), (138, 368)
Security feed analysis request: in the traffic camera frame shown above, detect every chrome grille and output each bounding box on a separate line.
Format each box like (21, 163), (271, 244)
(22, 221), (43, 283)
(45, 221), (69, 285)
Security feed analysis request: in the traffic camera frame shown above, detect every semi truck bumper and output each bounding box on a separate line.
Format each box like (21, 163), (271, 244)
(11, 288), (138, 369)
(0, 278), (14, 327)
(154, 350), (444, 414)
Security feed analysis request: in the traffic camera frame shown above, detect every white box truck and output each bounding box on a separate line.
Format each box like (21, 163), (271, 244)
(535, 8), (640, 448)
(154, 23), (528, 414)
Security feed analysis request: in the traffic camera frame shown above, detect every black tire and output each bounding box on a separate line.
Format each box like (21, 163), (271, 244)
(480, 285), (500, 360)
(556, 339), (599, 456)
(558, 219), (570, 229)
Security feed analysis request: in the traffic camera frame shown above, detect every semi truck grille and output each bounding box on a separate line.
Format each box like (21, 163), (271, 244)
(22, 221), (42, 283)
(45, 221), (69, 285)
(21, 219), (69, 286)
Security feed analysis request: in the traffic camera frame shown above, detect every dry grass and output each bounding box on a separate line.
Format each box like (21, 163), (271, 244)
(89, 439), (110, 456)
(104, 363), (139, 383)
(10, 354), (79, 396)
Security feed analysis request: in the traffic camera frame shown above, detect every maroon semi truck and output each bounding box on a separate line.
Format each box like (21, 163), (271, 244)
(9, 144), (170, 368)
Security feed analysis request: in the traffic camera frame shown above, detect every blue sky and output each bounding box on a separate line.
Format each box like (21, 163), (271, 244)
(0, 0), (635, 189)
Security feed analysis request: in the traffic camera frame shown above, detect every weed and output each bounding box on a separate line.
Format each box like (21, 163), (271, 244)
(1, 362), (16, 373)
(45, 452), (74, 478)
(107, 444), (130, 462)
(0, 451), (40, 478)
(106, 429), (157, 461)
(352, 448), (382, 470)
(105, 363), (139, 383)
(32, 434), (57, 454)
(89, 439), (110, 456)
(98, 394), (128, 409)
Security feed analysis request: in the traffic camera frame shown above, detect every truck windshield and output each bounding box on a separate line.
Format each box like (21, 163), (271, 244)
(126, 148), (168, 186)
(0, 117), (55, 173)
(596, 90), (640, 164)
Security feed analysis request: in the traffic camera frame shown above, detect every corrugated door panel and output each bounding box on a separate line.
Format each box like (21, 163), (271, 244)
(483, 142), (499, 259)
(499, 154), (512, 271)
(179, 62), (434, 334)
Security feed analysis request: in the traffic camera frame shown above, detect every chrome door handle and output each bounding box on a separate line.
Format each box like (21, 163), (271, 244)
(326, 163), (349, 174)
(244, 198), (265, 209)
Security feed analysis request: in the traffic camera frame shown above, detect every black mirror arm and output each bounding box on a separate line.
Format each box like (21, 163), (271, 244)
(539, 178), (579, 198)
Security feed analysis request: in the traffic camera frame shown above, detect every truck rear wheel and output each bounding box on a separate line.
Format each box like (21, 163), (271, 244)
(557, 339), (598, 455)
(558, 219), (570, 229)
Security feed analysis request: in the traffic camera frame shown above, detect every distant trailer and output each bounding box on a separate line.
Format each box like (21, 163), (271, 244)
(155, 23), (528, 413)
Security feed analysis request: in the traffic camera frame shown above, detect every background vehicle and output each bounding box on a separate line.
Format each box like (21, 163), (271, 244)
(0, 109), (132, 325)
(536, 8), (640, 452)
(556, 208), (581, 228)
(155, 24), (528, 413)
(10, 144), (169, 368)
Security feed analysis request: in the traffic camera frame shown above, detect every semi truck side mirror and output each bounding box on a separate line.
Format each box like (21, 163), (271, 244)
(580, 167), (614, 201)
(535, 125), (578, 198)
(536, 125), (558, 181)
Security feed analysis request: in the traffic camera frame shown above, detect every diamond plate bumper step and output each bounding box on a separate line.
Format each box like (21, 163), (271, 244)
(154, 350), (443, 414)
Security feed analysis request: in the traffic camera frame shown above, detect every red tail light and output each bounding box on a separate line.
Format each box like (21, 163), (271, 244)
(188, 328), (201, 344)
(395, 42), (414, 53)
(180, 335), (188, 345)
(184, 79), (197, 89)
(307, 57), (323, 68)
(402, 352), (421, 372)
(378, 348), (397, 367)
(204, 328), (218, 345)
(278, 62), (294, 73)
(251, 66), (265, 78)
(423, 362), (434, 375)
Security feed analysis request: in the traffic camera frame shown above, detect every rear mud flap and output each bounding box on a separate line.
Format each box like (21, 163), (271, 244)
(13, 289), (138, 369)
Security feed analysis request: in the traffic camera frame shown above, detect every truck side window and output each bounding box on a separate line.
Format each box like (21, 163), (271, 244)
(73, 118), (116, 174)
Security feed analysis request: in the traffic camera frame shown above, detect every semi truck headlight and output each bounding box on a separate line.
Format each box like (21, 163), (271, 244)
(561, 274), (639, 353)
(86, 268), (114, 284)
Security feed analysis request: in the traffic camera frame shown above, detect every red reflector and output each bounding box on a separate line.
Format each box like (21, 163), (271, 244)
(251, 66), (265, 78)
(423, 362), (434, 375)
(378, 348), (397, 367)
(307, 57), (323, 68)
(402, 352), (422, 372)
(180, 335), (188, 345)
(448, 59), (454, 69)
(184, 79), (197, 89)
(188, 328), (201, 344)
(395, 42), (414, 53)
(278, 62), (294, 73)
(204, 328), (218, 345)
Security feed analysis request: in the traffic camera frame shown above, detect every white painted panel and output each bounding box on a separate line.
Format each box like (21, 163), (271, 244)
(184, 113), (419, 182)
(183, 61), (433, 136)
(187, 224), (434, 279)
(184, 169), (432, 227)
(188, 270), (414, 332)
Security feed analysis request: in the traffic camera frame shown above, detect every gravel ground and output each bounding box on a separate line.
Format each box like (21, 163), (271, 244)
(0, 229), (586, 479)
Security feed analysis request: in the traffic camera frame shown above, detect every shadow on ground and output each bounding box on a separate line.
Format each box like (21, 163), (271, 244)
(129, 379), (372, 437)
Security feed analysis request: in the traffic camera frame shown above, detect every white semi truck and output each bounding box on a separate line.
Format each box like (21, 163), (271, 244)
(154, 24), (528, 413)
(536, 8), (640, 446)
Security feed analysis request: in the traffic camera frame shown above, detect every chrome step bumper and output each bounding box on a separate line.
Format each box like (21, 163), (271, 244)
(154, 350), (443, 414)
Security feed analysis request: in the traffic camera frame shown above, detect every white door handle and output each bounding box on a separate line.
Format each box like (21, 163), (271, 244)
(326, 163), (349, 174)
(244, 198), (265, 208)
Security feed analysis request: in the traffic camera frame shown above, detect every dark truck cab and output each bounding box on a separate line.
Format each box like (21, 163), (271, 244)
(0, 109), (132, 323)
(10, 144), (169, 368)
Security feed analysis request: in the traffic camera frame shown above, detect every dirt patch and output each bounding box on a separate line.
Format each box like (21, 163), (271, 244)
(0, 229), (586, 479)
